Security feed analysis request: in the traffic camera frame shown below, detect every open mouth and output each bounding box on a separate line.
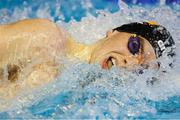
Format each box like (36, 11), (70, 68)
(102, 56), (117, 69)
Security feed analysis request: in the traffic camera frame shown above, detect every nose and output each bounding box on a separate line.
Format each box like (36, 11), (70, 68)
(117, 55), (159, 70)
(116, 55), (139, 68)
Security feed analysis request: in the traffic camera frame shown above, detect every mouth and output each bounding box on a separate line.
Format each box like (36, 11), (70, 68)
(102, 56), (117, 69)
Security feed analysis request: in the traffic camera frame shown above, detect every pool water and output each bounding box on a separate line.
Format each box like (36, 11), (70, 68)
(0, 0), (180, 119)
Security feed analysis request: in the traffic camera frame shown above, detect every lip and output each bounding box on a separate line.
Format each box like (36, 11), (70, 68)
(101, 58), (108, 69)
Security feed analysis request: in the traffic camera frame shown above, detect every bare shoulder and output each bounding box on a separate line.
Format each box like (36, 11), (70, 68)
(0, 18), (66, 56)
(5, 19), (59, 32)
(0, 18), (66, 41)
(9, 18), (56, 27)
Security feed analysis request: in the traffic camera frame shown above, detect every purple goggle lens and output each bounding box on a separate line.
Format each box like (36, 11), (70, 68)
(128, 36), (140, 55)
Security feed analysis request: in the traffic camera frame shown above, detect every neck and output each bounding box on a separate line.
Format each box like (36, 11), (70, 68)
(65, 36), (95, 62)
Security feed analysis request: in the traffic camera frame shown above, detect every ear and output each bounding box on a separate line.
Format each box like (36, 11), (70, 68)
(106, 30), (119, 38)
(106, 30), (113, 37)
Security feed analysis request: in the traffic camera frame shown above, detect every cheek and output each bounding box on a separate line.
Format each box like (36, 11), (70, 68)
(142, 42), (157, 64)
(116, 56), (139, 67)
(90, 45), (113, 63)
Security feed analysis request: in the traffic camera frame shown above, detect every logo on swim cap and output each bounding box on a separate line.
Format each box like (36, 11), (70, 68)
(157, 40), (165, 51)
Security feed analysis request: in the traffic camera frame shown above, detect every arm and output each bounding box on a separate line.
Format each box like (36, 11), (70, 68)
(0, 19), (65, 82)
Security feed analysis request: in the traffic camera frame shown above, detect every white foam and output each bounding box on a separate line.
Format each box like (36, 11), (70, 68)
(0, 0), (180, 118)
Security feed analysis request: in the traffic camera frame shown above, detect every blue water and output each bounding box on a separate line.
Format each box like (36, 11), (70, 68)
(0, 0), (179, 22)
(0, 0), (180, 119)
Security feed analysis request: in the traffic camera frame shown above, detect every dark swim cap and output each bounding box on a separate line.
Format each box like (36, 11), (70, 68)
(113, 22), (176, 58)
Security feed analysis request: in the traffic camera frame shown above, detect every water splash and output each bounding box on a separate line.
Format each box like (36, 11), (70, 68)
(0, 0), (180, 119)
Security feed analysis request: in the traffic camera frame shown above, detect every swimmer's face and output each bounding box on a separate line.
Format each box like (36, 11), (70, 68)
(90, 31), (157, 69)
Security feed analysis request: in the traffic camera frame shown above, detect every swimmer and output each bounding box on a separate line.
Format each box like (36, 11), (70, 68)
(90, 22), (176, 69)
(68, 21), (175, 69)
(0, 19), (175, 99)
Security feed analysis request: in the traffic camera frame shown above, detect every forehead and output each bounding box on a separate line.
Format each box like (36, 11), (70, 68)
(107, 32), (133, 42)
(108, 31), (148, 43)
(99, 32), (133, 53)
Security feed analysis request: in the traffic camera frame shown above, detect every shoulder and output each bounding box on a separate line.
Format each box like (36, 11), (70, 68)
(10, 18), (56, 26)
(2, 18), (65, 39)
(7, 19), (59, 31)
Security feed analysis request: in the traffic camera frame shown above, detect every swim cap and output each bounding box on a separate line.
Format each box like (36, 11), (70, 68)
(113, 22), (176, 58)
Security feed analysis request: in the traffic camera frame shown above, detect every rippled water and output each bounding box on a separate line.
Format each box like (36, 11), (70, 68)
(0, 0), (180, 119)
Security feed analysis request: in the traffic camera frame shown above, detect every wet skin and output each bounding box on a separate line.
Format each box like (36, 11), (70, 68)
(0, 19), (157, 100)
(90, 31), (157, 69)
(0, 19), (65, 100)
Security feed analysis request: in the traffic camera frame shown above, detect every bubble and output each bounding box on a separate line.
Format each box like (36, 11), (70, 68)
(0, 0), (180, 119)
